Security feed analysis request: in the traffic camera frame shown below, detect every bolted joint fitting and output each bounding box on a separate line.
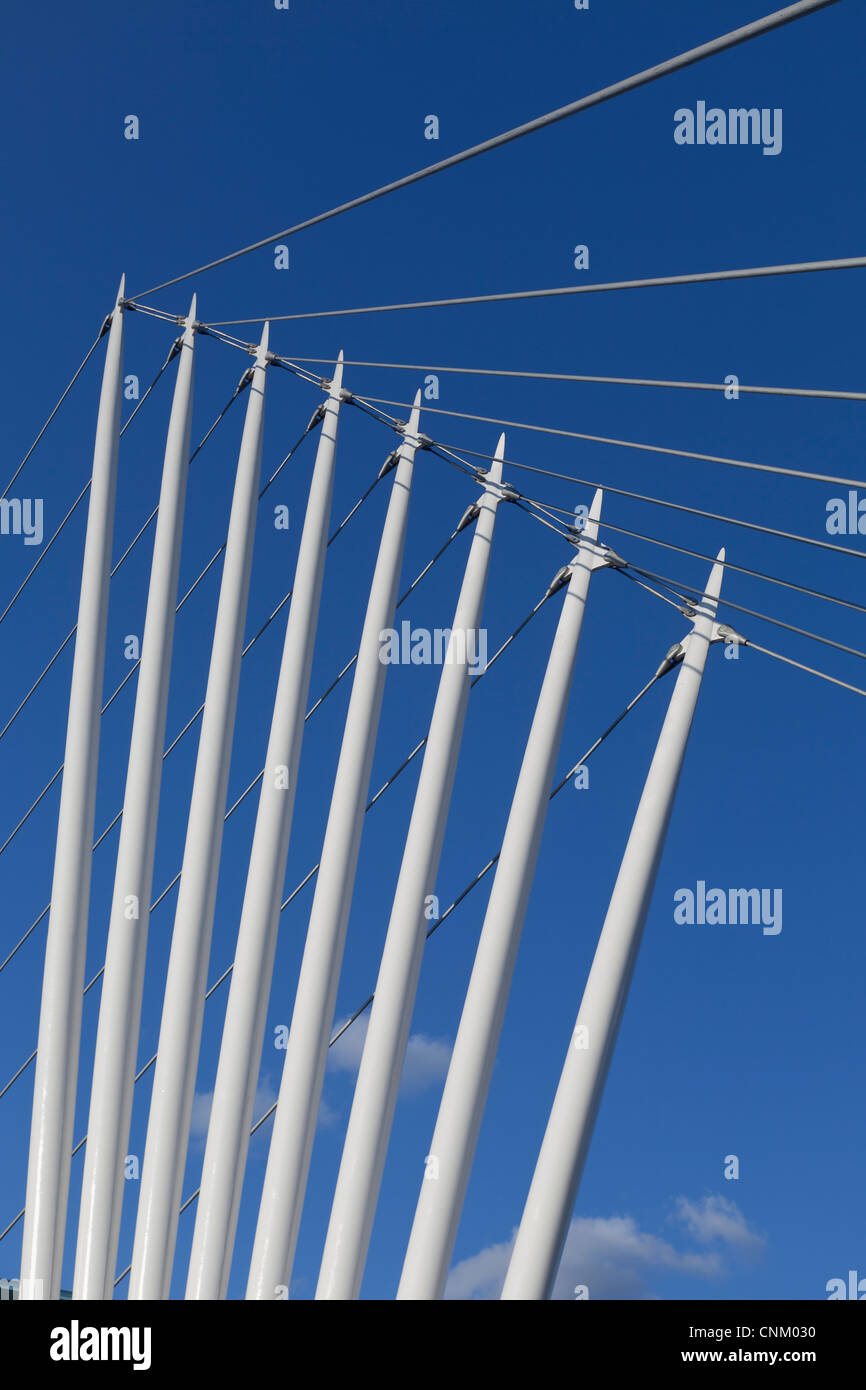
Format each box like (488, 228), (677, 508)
(476, 470), (518, 500)
(566, 523), (614, 550)
(564, 532), (620, 573)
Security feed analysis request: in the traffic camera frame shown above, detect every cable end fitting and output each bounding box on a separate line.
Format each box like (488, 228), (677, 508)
(714, 623), (747, 648)
(378, 449), (400, 480)
(655, 643), (685, 679)
(456, 501), (481, 534)
(545, 564), (573, 599)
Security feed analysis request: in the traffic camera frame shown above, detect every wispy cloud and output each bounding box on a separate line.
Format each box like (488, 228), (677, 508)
(317, 1094), (341, 1130)
(445, 1195), (764, 1300)
(673, 1194), (765, 1252)
(190, 1020), (451, 1152)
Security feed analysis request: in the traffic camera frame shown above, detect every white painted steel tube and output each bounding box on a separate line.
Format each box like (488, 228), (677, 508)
(20, 279), (126, 1301)
(129, 327), (271, 1300)
(317, 435), (509, 1300)
(397, 491), (606, 1301)
(501, 553), (725, 1301)
(246, 393), (423, 1300)
(186, 357), (346, 1300)
(74, 300), (198, 1300)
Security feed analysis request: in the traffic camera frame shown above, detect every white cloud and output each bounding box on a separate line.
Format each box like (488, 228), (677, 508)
(445, 1196), (764, 1300)
(328, 1015), (451, 1097)
(445, 1234), (518, 1301)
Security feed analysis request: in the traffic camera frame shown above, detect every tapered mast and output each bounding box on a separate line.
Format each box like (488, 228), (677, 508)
(398, 492), (611, 1300)
(502, 553), (725, 1300)
(187, 358), (346, 1300)
(129, 327), (271, 1300)
(246, 394), (423, 1300)
(20, 279), (126, 1301)
(318, 435), (509, 1300)
(74, 299), (198, 1300)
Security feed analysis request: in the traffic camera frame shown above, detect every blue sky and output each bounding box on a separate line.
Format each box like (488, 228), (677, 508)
(1, 0), (864, 1300)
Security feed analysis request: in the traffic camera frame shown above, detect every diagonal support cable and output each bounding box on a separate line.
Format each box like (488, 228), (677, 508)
(133, 0), (842, 298)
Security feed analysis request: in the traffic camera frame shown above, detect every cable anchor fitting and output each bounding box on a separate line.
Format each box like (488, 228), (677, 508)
(654, 643), (686, 679)
(377, 450), (400, 480)
(544, 564), (573, 599)
(455, 501), (480, 534)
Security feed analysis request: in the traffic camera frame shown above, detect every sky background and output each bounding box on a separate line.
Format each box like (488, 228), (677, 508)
(1, 0), (864, 1301)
